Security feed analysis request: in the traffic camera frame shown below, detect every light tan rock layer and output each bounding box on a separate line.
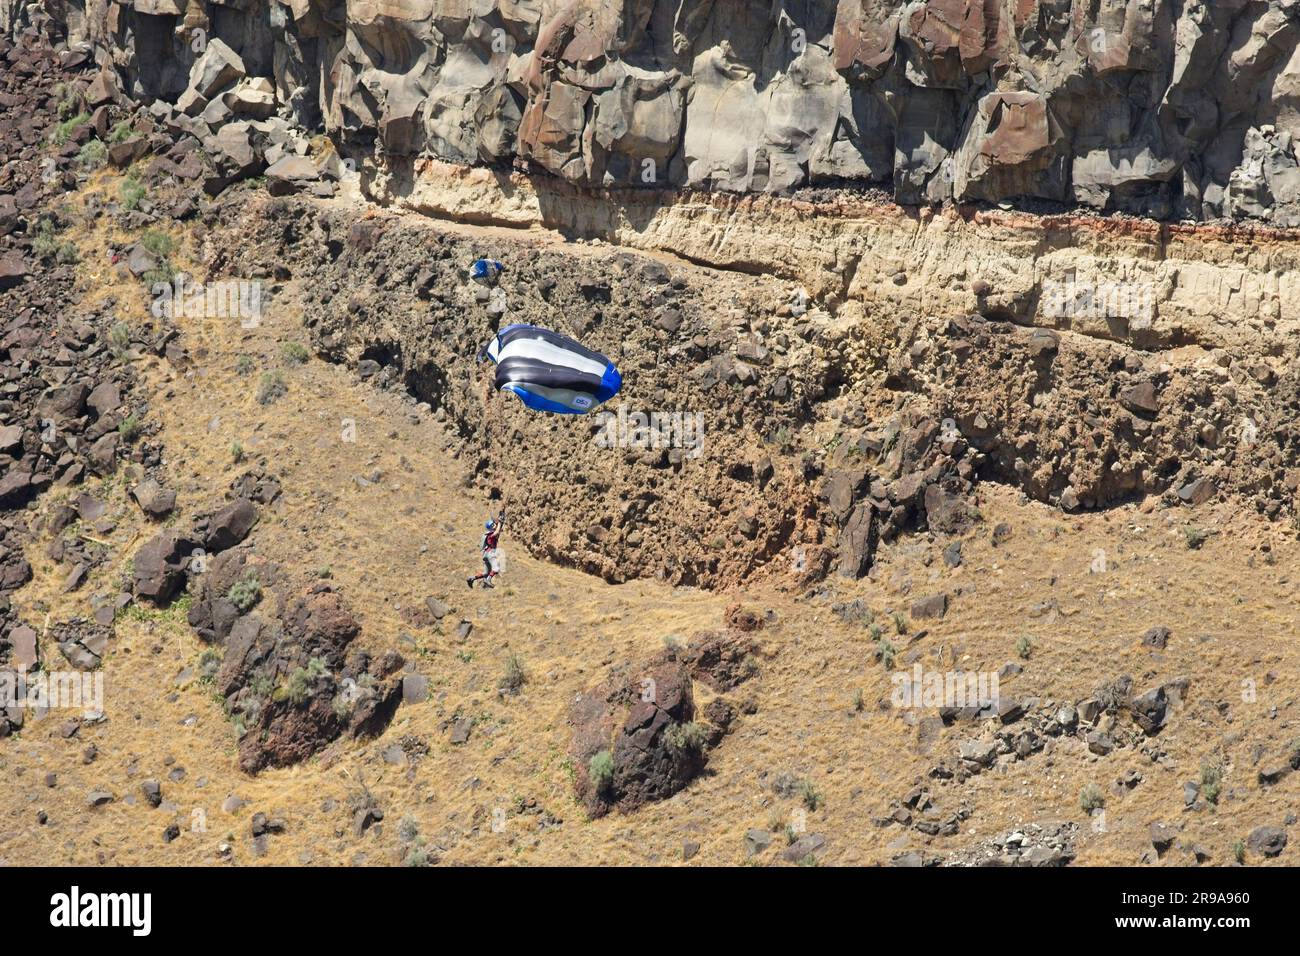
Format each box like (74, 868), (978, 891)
(372, 156), (1300, 356)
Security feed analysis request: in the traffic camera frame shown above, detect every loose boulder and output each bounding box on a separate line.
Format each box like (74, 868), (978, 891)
(132, 530), (201, 604)
(205, 498), (258, 552)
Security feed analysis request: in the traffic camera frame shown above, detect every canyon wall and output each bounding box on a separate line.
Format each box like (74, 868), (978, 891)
(11, 0), (1300, 579)
(23, 0), (1300, 225)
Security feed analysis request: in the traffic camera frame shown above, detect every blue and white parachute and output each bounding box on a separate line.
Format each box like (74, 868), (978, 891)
(480, 324), (622, 415)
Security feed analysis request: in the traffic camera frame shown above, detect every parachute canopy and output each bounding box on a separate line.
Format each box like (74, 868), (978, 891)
(470, 259), (505, 283)
(480, 324), (622, 415)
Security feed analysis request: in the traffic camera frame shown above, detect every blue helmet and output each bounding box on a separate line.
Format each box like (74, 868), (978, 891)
(485, 520), (496, 531)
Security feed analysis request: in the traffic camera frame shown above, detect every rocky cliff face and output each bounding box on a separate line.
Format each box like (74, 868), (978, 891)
(27, 0), (1300, 225)
(12, 1), (1300, 590)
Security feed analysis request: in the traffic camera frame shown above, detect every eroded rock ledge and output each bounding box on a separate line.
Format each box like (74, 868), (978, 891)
(29, 0), (1300, 227)
(373, 157), (1300, 357)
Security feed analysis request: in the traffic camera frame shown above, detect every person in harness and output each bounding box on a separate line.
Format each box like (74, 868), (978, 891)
(467, 508), (506, 589)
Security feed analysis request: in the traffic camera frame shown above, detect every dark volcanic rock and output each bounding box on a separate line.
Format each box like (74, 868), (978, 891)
(1129, 685), (1169, 736)
(569, 660), (708, 818)
(131, 478), (177, 518)
(1247, 825), (1287, 858)
(837, 502), (877, 578)
(671, 628), (758, 692)
(911, 593), (948, 620)
(1141, 626), (1171, 649)
(208, 583), (402, 774)
(1119, 381), (1159, 416)
(132, 530), (201, 604)
(205, 498), (259, 552)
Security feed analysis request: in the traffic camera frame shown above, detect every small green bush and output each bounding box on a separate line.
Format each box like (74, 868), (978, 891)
(227, 569), (261, 613)
(1079, 783), (1105, 812)
(1200, 759), (1223, 805)
(588, 750), (614, 793)
(281, 341), (310, 365)
(141, 265), (177, 287)
(665, 721), (707, 754)
(500, 652), (526, 693)
(52, 112), (89, 145)
(77, 139), (107, 169)
(1016, 635), (1033, 660)
(119, 176), (146, 211)
(197, 648), (222, 684)
(32, 221), (59, 257)
(798, 780), (823, 812)
(405, 844), (431, 867)
(286, 656), (328, 707)
(31, 220), (77, 263)
(118, 413), (143, 443)
(140, 229), (175, 258)
(248, 672), (274, 700)
(54, 84), (78, 118)
(108, 321), (131, 355)
(257, 371), (287, 405)
(876, 637), (897, 669)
